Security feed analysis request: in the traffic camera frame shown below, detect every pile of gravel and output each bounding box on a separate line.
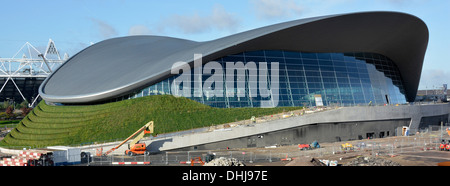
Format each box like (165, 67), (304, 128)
(204, 157), (245, 166)
(344, 156), (401, 166)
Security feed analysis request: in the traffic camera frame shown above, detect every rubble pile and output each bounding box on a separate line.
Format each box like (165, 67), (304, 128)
(344, 156), (401, 166)
(204, 157), (245, 166)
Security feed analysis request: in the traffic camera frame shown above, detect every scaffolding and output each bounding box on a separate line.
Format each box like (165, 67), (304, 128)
(0, 39), (67, 107)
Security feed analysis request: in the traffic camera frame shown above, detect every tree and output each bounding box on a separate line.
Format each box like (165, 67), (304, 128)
(19, 100), (29, 109)
(5, 106), (14, 118)
(1, 101), (10, 110)
(21, 107), (32, 116)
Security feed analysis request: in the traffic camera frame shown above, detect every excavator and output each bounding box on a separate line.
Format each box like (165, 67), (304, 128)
(98, 121), (154, 156)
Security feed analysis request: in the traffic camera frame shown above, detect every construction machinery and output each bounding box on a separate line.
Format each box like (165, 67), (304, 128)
(298, 140), (320, 150)
(99, 121), (154, 156)
(341, 143), (354, 151)
(298, 144), (311, 150)
(440, 140), (449, 151)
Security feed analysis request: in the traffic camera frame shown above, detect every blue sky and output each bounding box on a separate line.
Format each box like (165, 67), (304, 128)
(0, 0), (448, 89)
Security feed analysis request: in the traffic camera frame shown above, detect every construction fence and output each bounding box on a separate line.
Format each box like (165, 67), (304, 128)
(89, 131), (449, 166)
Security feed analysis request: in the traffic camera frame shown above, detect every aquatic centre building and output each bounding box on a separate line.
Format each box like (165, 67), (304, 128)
(39, 11), (428, 108)
(35, 11), (450, 150)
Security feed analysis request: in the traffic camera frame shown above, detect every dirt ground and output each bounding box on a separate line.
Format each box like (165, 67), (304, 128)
(242, 131), (450, 166)
(244, 147), (450, 166)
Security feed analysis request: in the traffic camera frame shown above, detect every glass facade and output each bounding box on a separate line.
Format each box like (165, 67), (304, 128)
(122, 50), (407, 108)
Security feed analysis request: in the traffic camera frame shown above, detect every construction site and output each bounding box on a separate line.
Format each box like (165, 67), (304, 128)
(1, 104), (449, 167)
(0, 12), (448, 167)
(84, 128), (450, 166)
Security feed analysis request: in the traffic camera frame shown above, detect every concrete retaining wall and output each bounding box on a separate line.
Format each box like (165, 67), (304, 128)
(146, 103), (450, 151)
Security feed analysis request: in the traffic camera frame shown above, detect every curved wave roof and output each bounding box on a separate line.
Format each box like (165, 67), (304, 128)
(39, 11), (428, 104)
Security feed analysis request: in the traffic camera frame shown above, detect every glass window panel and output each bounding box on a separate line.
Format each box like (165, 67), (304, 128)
(266, 57), (284, 63)
(303, 59), (318, 65)
(346, 67), (358, 73)
(339, 83), (351, 89)
(320, 66), (334, 71)
(334, 66), (347, 72)
(331, 53), (345, 61)
(283, 51), (301, 58)
(301, 52), (317, 59)
(244, 51), (265, 56)
(321, 71), (335, 77)
(324, 83), (337, 89)
(349, 78), (360, 84)
(348, 72), (359, 78)
(354, 53), (364, 59)
(309, 88), (322, 93)
(333, 61), (346, 67)
(304, 65), (320, 71)
(335, 72), (348, 78)
(363, 53), (373, 59)
(305, 71), (320, 77)
(318, 60), (333, 66)
(317, 53), (331, 60)
(265, 50), (284, 57)
(358, 73), (370, 79)
(356, 63), (367, 69)
(346, 62), (357, 68)
(121, 51), (407, 108)
(360, 78), (371, 84)
(307, 77), (321, 82)
(322, 77), (336, 83)
(285, 59), (302, 65)
(244, 57), (266, 63)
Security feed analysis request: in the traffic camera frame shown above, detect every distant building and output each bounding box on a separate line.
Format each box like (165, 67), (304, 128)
(416, 87), (448, 102)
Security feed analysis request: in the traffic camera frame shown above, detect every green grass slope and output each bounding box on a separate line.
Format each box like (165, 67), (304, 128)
(0, 95), (301, 148)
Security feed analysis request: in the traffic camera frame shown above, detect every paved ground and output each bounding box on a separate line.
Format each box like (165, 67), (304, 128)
(243, 131), (450, 166)
(241, 148), (449, 166)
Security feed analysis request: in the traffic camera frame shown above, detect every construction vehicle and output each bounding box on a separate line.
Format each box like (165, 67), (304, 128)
(341, 143), (354, 150)
(298, 140), (320, 150)
(440, 140), (449, 151)
(99, 121), (154, 156)
(298, 144), (311, 150)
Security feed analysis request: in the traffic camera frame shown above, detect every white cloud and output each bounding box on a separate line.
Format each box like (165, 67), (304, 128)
(211, 5), (240, 31)
(378, 0), (430, 7)
(161, 4), (240, 34)
(90, 18), (118, 39)
(251, 0), (304, 20)
(166, 13), (209, 34)
(128, 25), (152, 36)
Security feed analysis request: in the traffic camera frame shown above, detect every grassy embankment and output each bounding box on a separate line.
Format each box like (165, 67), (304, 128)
(0, 95), (301, 148)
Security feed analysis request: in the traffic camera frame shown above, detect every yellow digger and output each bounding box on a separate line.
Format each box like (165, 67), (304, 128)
(341, 143), (354, 151)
